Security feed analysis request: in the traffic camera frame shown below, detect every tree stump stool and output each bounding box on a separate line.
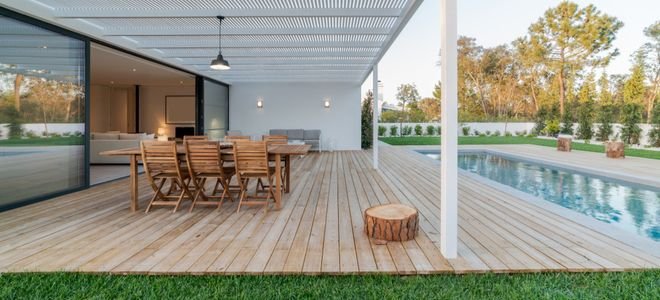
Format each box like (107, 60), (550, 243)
(364, 204), (418, 244)
(557, 137), (572, 152)
(605, 141), (625, 158)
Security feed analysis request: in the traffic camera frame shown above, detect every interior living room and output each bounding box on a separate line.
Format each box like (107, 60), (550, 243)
(89, 43), (196, 184)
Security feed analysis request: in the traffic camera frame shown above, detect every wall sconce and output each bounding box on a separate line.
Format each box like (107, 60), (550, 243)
(157, 127), (168, 141)
(323, 98), (331, 109)
(256, 98), (264, 109)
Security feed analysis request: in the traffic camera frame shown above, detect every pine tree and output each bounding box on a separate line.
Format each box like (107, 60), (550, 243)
(560, 100), (575, 135)
(596, 104), (614, 141)
(361, 90), (373, 149)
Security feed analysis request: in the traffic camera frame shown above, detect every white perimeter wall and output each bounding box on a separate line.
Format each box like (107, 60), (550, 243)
(229, 82), (361, 150)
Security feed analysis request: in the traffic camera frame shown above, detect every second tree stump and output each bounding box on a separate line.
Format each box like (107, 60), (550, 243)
(364, 204), (418, 243)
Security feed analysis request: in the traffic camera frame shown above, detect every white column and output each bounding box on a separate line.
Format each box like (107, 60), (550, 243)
(440, 0), (458, 258)
(372, 65), (379, 169)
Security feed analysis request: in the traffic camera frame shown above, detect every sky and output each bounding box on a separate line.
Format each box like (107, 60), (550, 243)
(362, 0), (660, 104)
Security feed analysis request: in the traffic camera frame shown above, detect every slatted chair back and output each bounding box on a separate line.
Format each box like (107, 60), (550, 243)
(233, 140), (269, 176)
(224, 135), (251, 142)
(183, 135), (208, 142)
(184, 140), (223, 174)
(262, 135), (288, 145)
(140, 141), (181, 177)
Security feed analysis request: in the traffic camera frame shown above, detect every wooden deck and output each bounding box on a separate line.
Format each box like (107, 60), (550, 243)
(0, 145), (658, 274)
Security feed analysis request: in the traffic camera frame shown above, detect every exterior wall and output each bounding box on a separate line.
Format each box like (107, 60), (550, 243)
(138, 85), (195, 136)
(229, 82), (361, 150)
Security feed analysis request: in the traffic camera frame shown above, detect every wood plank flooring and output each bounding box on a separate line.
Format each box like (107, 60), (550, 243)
(0, 145), (658, 274)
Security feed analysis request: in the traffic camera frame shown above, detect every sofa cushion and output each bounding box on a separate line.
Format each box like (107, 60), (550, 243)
(119, 133), (146, 140)
(303, 130), (321, 140)
(92, 133), (119, 140)
(287, 129), (304, 140)
(269, 129), (287, 136)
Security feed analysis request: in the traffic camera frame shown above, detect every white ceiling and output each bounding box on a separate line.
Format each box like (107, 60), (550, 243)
(91, 43), (194, 86)
(0, 0), (423, 84)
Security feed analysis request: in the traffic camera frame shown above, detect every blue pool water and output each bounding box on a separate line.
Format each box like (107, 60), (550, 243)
(420, 151), (660, 241)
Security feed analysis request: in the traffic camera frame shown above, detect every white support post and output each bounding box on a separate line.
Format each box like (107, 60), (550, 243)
(372, 65), (379, 169)
(440, 0), (458, 259)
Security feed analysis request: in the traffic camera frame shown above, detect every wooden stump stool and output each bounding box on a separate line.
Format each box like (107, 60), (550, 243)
(364, 204), (418, 244)
(605, 141), (625, 159)
(557, 137), (572, 152)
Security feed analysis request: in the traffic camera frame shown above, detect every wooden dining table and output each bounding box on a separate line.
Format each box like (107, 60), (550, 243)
(100, 143), (311, 212)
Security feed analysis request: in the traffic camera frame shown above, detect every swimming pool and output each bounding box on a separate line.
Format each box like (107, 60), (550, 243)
(418, 150), (660, 242)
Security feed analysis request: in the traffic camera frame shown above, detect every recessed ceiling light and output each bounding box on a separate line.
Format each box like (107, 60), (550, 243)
(110, 81), (114, 84)
(179, 81), (184, 84)
(40, 45), (48, 49)
(132, 68), (137, 72)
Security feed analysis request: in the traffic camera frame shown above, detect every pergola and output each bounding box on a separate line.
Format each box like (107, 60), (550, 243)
(1, 0), (458, 258)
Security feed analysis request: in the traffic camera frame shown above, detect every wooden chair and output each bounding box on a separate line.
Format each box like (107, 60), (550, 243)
(141, 141), (194, 213)
(224, 135), (251, 141)
(232, 140), (275, 212)
(184, 140), (235, 211)
(183, 135), (208, 142)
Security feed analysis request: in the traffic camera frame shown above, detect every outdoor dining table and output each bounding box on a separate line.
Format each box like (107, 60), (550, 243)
(100, 142), (311, 212)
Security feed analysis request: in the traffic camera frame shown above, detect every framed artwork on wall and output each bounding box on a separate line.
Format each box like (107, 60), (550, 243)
(165, 95), (195, 124)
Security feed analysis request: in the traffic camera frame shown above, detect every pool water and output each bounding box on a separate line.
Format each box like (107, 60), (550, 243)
(421, 151), (660, 242)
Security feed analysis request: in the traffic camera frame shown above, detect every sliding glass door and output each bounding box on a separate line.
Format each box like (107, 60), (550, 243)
(201, 79), (229, 140)
(0, 12), (88, 209)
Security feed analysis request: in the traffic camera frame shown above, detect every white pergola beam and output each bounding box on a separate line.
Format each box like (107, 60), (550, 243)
(372, 65), (379, 169)
(440, 0), (458, 259)
(53, 8), (403, 18)
(102, 27), (391, 36)
(136, 41), (383, 48)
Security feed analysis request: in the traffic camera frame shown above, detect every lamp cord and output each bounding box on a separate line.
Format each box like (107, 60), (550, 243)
(218, 17), (222, 54)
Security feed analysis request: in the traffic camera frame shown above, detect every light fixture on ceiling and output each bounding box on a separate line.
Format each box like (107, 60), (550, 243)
(256, 97), (264, 109)
(323, 98), (331, 109)
(210, 16), (230, 70)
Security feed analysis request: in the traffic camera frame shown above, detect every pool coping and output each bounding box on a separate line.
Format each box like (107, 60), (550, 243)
(403, 146), (660, 257)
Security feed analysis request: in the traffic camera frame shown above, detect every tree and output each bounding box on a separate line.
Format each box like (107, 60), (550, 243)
(361, 90), (373, 149)
(560, 99), (575, 135)
(417, 97), (440, 121)
(576, 73), (596, 140)
(379, 110), (401, 123)
(620, 103), (643, 145)
(596, 103), (614, 141)
(639, 21), (660, 123)
(14, 74), (23, 111)
(527, 1), (622, 116)
(395, 83), (420, 122)
(624, 53), (647, 106)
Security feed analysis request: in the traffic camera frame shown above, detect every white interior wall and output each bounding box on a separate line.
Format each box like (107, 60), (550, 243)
(229, 82), (361, 150)
(139, 85), (195, 136)
(90, 85), (133, 133)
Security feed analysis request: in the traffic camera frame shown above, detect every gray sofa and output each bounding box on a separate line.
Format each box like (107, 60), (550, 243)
(269, 129), (321, 151)
(90, 132), (154, 164)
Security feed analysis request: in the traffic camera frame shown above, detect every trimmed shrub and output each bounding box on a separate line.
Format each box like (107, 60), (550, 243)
(426, 125), (436, 136)
(461, 126), (470, 136)
(473, 130), (480, 136)
(25, 130), (38, 138)
(414, 124), (423, 136)
(437, 125), (442, 135)
(492, 130), (501, 137)
(378, 125), (387, 137)
(389, 125), (398, 137)
(485, 130), (491, 136)
(401, 125), (412, 136)
(504, 131), (512, 137)
(544, 119), (560, 137)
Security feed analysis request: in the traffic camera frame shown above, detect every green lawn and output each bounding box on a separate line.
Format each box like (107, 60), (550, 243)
(1, 272), (659, 299)
(379, 136), (660, 160)
(0, 136), (83, 146)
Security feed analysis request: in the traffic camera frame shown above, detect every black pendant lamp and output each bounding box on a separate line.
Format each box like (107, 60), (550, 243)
(210, 16), (230, 70)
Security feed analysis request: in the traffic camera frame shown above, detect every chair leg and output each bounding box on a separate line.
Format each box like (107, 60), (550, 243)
(237, 178), (249, 213)
(146, 178), (166, 213)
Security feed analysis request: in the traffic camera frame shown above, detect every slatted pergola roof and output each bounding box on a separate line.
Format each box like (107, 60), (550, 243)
(1, 0), (423, 84)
